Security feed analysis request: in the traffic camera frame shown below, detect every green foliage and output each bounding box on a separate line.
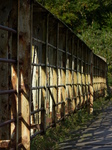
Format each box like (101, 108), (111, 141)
(36, 0), (112, 73)
(37, 0), (112, 31)
(108, 71), (112, 86)
(77, 27), (112, 65)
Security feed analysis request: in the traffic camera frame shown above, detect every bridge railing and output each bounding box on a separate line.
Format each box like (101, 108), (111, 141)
(0, 0), (107, 149)
(31, 1), (107, 138)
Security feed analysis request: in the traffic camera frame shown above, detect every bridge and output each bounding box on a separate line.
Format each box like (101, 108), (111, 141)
(0, 0), (107, 149)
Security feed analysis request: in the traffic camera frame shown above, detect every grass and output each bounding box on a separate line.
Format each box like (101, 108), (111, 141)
(31, 96), (112, 150)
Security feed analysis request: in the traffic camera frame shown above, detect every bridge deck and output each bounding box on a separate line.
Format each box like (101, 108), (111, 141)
(59, 101), (112, 150)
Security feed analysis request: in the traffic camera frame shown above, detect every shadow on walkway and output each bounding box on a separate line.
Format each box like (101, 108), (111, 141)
(59, 103), (112, 150)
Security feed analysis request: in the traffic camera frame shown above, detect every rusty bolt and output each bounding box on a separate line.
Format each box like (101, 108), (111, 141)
(1, 33), (5, 38)
(2, 7), (6, 12)
(20, 66), (23, 70)
(1, 66), (5, 70)
(1, 22), (5, 26)
(9, 100), (12, 106)
(1, 83), (6, 87)
(0, 48), (5, 54)
(2, 98), (6, 103)
(2, 115), (6, 120)
(2, 132), (6, 137)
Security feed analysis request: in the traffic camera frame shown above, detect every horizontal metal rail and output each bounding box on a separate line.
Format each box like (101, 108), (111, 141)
(32, 63), (46, 67)
(72, 84), (77, 86)
(47, 64), (57, 68)
(56, 117), (64, 123)
(47, 85), (56, 88)
(0, 89), (23, 95)
(31, 86), (45, 90)
(30, 124), (40, 129)
(48, 43), (56, 49)
(73, 55), (77, 58)
(66, 97), (72, 101)
(58, 48), (66, 53)
(31, 108), (44, 115)
(66, 68), (72, 71)
(30, 130), (44, 140)
(66, 84), (72, 86)
(0, 89), (16, 95)
(0, 116), (22, 128)
(0, 25), (17, 34)
(57, 85), (65, 87)
(0, 119), (15, 128)
(55, 101), (65, 106)
(0, 58), (16, 64)
(57, 66), (66, 70)
(32, 37), (46, 44)
(32, 63), (57, 69)
(67, 52), (72, 56)
(46, 123), (55, 130)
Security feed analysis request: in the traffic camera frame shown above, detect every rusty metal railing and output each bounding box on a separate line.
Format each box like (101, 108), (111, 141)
(30, 1), (107, 140)
(0, 1), (107, 149)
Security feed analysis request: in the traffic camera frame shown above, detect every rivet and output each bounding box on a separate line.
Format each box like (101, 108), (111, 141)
(1, 22), (5, 26)
(2, 7), (6, 12)
(2, 98), (5, 103)
(1, 33), (5, 38)
(20, 66), (23, 70)
(0, 48), (5, 54)
(1, 83), (6, 87)
(2, 116), (6, 120)
(2, 132), (6, 137)
(9, 100), (12, 106)
(1, 66), (5, 70)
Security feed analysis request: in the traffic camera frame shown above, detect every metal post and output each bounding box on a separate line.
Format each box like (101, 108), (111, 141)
(76, 40), (79, 109)
(17, 0), (31, 149)
(0, 0), (12, 140)
(72, 36), (75, 111)
(89, 51), (93, 113)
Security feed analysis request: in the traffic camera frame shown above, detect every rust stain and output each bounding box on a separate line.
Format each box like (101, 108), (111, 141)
(0, 140), (10, 148)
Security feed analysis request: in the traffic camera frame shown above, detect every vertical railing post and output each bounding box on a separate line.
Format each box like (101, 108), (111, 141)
(89, 51), (93, 113)
(41, 14), (49, 133)
(87, 48), (89, 108)
(17, 0), (32, 149)
(65, 30), (69, 114)
(76, 40), (80, 109)
(30, 1), (33, 137)
(55, 22), (59, 122)
(44, 14), (49, 130)
(16, 0), (20, 149)
(72, 36), (75, 111)
(81, 43), (84, 106)
(0, 0), (11, 140)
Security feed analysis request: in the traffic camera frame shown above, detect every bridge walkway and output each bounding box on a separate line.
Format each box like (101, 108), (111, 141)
(59, 100), (112, 150)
